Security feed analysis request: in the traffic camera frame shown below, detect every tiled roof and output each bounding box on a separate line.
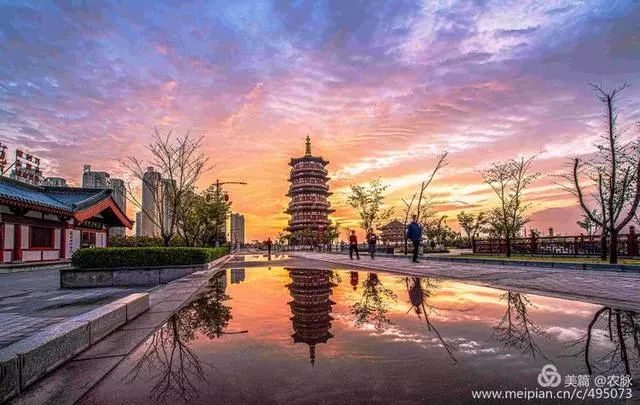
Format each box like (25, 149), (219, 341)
(0, 176), (112, 214)
(380, 219), (404, 229)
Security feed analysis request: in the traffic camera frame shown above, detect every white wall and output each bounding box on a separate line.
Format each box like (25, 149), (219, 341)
(20, 225), (28, 248)
(42, 250), (60, 261)
(54, 229), (61, 249)
(96, 232), (107, 247)
(4, 224), (14, 250)
(22, 251), (41, 261)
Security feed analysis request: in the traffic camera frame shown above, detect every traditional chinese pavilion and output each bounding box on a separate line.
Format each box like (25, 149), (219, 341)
(0, 176), (132, 264)
(285, 136), (334, 244)
(286, 268), (336, 365)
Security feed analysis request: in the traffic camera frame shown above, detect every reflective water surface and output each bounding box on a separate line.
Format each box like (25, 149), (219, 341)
(84, 266), (640, 404)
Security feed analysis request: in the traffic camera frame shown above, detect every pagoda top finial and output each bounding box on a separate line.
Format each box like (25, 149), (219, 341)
(305, 135), (311, 156)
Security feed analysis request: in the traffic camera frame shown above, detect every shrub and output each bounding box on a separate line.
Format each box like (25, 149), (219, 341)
(72, 247), (229, 269)
(108, 235), (186, 247)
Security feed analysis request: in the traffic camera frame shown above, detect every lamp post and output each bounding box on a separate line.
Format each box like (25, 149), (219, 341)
(214, 179), (247, 249)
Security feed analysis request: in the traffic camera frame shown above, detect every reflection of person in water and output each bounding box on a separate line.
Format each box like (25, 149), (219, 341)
(286, 268), (336, 365)
(125, 272), (236, 402)
(493, 291), (547, 359)
(350, 271), (359, 291)
(351, 273), (397, 331)
(568, 306), (640, 380)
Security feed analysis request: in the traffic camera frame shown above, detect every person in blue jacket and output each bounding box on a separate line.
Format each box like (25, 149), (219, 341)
(407, 215), (422, 263)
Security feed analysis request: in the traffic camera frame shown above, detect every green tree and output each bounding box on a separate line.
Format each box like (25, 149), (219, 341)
(347, 178), (393, 232)
(457, 211), (487, 244)
(175, 185), (230, 247)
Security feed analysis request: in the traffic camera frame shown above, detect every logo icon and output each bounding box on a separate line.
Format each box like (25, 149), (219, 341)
(537, 364), (562, 387)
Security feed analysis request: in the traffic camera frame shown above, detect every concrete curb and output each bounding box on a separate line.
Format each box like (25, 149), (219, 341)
(0, 293), (149, 403)
(313, 251), (640, 273)
(425, 256), (640, 273)
(0, 262), (72, 275)
(59, 256), (227, 288)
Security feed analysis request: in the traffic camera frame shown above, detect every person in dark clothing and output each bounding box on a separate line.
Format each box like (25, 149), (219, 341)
(266, 237), (273, 260)
(406, 215), (422, 263)
(366, 228), (378, 259)
(349, 230), (360, 260)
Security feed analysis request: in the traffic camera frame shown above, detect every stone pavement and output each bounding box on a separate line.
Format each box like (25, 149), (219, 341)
(11, 255), (232, 405)
(0, 269), (146, 349)
(291, 252), (640, 311)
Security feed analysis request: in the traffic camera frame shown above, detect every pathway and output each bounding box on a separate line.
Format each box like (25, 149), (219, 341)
(0, 269), (145, 349)
(291, 252), (640, 311)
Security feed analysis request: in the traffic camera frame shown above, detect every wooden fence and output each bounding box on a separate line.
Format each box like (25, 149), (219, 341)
(472, 227), (640, 257)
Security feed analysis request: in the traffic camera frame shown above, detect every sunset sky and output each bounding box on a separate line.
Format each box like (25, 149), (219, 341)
(1, 0), (639, 240)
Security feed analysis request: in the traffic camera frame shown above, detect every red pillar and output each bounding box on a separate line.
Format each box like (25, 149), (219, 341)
(0, 223), (4, 263)
(13, 224), (22, 262)
(59, 228), (66, 259)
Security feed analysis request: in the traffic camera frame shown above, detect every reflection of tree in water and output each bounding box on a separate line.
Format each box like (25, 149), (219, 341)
(493, 292), (547, 359)
(405, 277), (458, 362)
(568, 307), (640, 380)
(125, 272), (234, 403)
(351, 273), (398, 331)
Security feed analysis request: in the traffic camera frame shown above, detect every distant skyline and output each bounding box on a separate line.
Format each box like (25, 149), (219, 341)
(1, 1), (639, 240)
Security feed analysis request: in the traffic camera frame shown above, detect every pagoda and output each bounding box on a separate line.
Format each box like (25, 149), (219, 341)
(285, 136), (334, 244)
(286, 268), (336, 365)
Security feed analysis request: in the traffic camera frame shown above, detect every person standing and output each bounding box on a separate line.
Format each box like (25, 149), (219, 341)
(266, 237), (273, 260)
(407, 215), (422, 263)
(349, 230), (360, 260)
(366, 228), (378, 259)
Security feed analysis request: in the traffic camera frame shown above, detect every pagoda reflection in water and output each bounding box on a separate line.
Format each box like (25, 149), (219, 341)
(286, 268), (336, 365)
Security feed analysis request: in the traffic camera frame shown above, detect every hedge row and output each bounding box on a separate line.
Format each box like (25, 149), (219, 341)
(71, 247), (229, 269)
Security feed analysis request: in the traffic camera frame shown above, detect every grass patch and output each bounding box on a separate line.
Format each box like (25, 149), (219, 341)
(458, 254), (640, 265)
(72, 247), (229, 269)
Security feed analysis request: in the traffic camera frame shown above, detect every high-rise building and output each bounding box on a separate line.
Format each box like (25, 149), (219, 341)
(110, 178), (127, 237)
(286, 136), (334, 244)
(161, 178), (175, 233)
(135, 211), (143, 236)
(82, 165), (127, 237)
(140, 167), (161, 237)
(230, 213), (245, 244)
(82, 165), (110, 188)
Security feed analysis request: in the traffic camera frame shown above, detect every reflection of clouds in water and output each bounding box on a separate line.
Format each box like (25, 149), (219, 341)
(546, 326), (610, 347)
(546, 326), (584, 342)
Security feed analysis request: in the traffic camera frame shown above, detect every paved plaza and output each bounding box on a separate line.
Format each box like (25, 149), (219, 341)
(0, 269), (146, 349)
(291, 252), (640, 311)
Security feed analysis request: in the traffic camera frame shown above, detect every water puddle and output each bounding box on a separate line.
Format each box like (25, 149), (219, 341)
(83, 266), (639, 403)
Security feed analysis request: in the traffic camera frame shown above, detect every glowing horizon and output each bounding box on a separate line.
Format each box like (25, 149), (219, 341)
(1, 1), (639, 240)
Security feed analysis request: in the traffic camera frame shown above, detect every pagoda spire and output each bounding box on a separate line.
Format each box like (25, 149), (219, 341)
(305, 135), (312, 156)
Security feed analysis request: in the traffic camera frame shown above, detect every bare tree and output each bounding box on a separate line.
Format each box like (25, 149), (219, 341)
(415, 152), (449, 221)
(571, 83), (640, 264)
(124, 128), (209, 246)
(481, 155), (539, 257)
(400, 152), (448, 253)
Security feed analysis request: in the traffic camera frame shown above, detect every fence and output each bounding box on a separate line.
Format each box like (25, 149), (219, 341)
(472, 227), (640, 257)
